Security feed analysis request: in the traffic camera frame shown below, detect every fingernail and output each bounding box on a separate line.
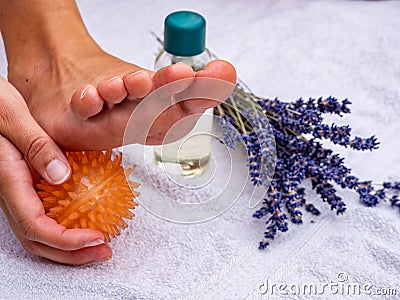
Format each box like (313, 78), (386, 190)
(46, 159), (71, 185)
(96, 256), (111, 263)
(80, 87), (89, 99)
(84, 238), (105, 248)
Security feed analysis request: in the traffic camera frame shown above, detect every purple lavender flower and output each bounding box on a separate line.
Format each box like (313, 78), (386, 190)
(218, 115), (240, 149)
(216, 84), (397, 249)
(350, 136), (380, 151)
(391, 195), (400, 212)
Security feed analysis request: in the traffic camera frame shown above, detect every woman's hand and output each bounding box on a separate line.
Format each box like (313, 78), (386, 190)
(0, 77), (111, 264)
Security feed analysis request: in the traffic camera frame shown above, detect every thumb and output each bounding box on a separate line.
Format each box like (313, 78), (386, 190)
(0, 78), (71, 185)
(23, 129), (71, 185)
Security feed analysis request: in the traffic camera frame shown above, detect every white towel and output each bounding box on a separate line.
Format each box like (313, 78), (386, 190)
(0, 0), (399, 299)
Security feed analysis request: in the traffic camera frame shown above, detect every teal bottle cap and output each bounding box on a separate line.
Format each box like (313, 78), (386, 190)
(164, 11), (206, 57)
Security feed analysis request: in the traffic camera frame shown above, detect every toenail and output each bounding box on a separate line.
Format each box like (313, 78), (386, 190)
(173, 62), (187, 68)
(107, 76), (121, 82)
(129, 70), (146, 77)
(80, 87), (89, 99)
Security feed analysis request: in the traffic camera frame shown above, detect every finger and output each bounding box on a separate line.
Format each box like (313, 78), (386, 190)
(22, 212), (107, 251)
(0, 136), (105, 250)
(26, 241), (112, 265)
(0, 77), (71, 185)
(9, 183), (105, 250)
(0, 197), (111, 264)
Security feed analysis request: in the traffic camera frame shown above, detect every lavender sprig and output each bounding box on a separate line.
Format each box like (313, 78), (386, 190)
(215, 84), (397, 249)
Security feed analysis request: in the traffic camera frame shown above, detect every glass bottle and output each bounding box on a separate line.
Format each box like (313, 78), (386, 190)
(154, 11), (213, 177)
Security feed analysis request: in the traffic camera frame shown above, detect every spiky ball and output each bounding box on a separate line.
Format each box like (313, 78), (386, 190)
(37, 150), (139, 242)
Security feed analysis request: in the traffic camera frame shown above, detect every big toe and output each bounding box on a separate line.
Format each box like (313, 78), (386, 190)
(195, 60), (237, 84)
(71, 85), (104, 120)
(174, 60), (237, 112)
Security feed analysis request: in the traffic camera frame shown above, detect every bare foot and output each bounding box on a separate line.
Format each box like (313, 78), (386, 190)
(1, 0), (236, 150)
(9, 48), (235, 149)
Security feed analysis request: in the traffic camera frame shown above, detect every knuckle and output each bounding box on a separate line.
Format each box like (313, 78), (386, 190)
(25, 134), (51, 163)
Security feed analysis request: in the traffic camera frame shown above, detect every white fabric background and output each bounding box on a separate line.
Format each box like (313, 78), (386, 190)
(0, 0), (399, 299)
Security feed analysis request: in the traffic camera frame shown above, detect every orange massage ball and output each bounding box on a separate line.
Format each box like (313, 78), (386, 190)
(36, 150), (139, 242)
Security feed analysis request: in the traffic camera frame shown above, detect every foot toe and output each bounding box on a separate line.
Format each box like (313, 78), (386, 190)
(176, 60), (237, 114)
(97, 76), (127, 104)
(152, 62), (195, 91)
(71, 85), (104, 120)
(123, 70), (153, 99)
(195, 60), (237, 84)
